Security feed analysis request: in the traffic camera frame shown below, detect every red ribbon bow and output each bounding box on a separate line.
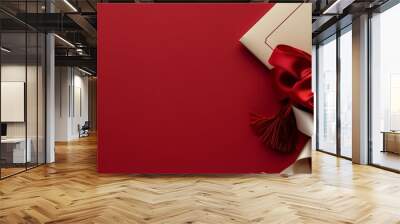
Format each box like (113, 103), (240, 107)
(250, 45), (313, 153)
(269, 45), (313, 111)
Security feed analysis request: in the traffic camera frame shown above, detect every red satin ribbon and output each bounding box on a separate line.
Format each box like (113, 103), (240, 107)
(250, 45), (313, 153)
(268, 45), (313, 112)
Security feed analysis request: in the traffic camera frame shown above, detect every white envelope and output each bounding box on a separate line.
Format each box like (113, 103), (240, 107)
(240, 3), (312, 69)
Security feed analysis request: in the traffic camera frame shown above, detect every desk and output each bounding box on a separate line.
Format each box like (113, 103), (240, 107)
(382, 131), (400, 154)
(1, 138), (32, 164)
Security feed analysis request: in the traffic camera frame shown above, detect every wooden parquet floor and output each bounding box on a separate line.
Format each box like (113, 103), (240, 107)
(1, 135), (400, 224)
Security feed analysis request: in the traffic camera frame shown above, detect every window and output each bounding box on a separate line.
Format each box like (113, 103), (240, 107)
(316, 26), (353, 158)
(317, 36), (337, 154)
(339, 28), (352, 158)
(370, 3), (400, 171)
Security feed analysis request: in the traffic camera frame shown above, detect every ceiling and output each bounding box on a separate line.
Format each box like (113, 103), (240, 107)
(0, 0), (392, 75)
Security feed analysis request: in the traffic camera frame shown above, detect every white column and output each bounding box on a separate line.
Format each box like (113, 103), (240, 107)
(46, 32), (55, 163)
(352, 14), (369, 164)
(55, 67), (73, 141)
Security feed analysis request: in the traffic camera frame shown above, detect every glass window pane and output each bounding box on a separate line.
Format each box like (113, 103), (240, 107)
(339, 28), (352, 158)
(26, 0), (40, 169)
(371, 4), (400, 171)
(1, 30), (28, 177)
(27, 31), (38, 169)
(0, 1), (46, 179)
(317, 36), (337, 154)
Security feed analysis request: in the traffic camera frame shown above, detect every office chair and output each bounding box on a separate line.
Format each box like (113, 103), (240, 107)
(79, 121), (90, 138)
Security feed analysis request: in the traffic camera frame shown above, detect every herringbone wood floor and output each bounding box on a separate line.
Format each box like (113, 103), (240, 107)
(1, 135), (400, 224)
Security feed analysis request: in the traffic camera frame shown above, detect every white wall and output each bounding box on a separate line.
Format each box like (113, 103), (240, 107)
(1, 65), (27, 140)
(1, 64), (41, 137)
(55, 66), (70, 141)
(72, 73), (89, 138)
(55, 67), (89, 141)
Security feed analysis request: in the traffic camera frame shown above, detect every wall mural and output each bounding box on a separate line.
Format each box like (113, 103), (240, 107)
(98, 3), (312, 174)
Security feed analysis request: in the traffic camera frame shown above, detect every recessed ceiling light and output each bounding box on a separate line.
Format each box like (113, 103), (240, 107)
(1, 47), (11, 53)
(323, 0), (354, 15)
(63, 0), (78, 12)
(54, 34), (75, 48)
(78, 67), (94, 76)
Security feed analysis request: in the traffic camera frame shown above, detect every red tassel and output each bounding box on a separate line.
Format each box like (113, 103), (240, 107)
(250, 104), (298, 153)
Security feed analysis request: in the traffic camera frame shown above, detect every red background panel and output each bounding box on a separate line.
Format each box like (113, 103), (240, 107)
(97, 3), (307, 173)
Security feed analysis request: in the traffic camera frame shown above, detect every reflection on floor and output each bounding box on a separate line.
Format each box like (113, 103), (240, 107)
(0, 167), (25, 178)
(341, 147), (352, 158)
(0, 163), (42, 179)
(1, 135), (400, 223)
(373, 150), (400, 171)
